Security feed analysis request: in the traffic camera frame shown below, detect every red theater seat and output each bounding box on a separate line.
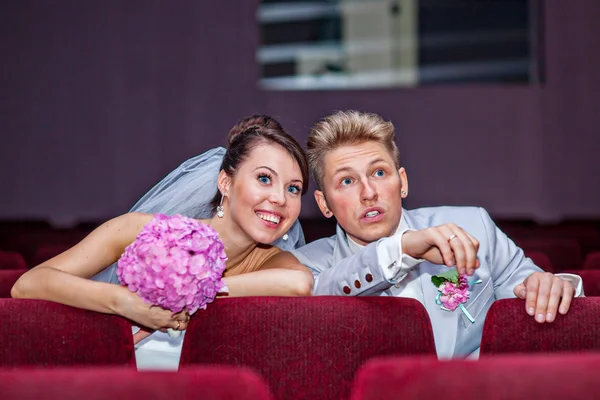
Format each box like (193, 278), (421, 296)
(0, 299), (135, 367)
(516, 238), (582, 271)
(0, 366), (274, 400)
(525, 251), (554, 272)
(0, 251), (26, 270)
(583, 252), (600, 270)
(563, 269), (600, 296)
(480, 298), (600, 354)
(0, 270), (24, 298)
(2, 230), (86, 266)
(350, 354), (600, 400)
(32, 244), (71, 266)
(180, 297), (436, 400)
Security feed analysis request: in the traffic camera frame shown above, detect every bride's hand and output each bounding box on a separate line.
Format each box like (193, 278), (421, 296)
(132, 309), (190, 344)
(114, 286), (189, 341)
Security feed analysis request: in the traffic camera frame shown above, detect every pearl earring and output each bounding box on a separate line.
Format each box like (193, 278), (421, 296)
(401, 191), (406, 196)
(217, 195), (225, 218)
(282, 233), (289, 241)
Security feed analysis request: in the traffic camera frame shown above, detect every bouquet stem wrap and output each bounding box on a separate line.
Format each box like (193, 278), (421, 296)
(117, 214), (227, 337)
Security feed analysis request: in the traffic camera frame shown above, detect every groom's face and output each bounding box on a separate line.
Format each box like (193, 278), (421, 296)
(315, 141), (408, 246)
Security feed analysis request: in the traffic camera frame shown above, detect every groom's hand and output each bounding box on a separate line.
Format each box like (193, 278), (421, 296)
(514, 272), (575, 323)
(402, 224), (481, 276)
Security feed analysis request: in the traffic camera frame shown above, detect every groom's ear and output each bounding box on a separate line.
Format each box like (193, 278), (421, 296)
(217, 170), (232, 196)
(314, 190), (332, 218)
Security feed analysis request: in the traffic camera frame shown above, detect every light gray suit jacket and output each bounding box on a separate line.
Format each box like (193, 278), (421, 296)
(291, 206), (543, 358)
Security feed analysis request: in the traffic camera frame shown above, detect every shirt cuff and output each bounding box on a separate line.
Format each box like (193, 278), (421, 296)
(376, 228), (423, 284)
(555, 273), (585, 297)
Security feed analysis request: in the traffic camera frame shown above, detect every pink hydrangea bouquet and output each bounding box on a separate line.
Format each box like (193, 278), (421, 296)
(432, 269), (482, 323)
(117, 213), (227, 337)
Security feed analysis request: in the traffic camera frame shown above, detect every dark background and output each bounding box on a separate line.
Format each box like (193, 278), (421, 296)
(1, 0), (598, 226)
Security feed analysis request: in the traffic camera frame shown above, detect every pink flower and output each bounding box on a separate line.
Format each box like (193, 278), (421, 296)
(438, 277), (470, 311)
(116, 214), (227, 314)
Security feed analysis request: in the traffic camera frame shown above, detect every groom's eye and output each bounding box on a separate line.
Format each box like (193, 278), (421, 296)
(341, 178), (352, 186)
(374, 169), (385, 177)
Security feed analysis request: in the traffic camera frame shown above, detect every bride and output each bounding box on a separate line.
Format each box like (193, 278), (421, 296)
(12, 115), (314, 370)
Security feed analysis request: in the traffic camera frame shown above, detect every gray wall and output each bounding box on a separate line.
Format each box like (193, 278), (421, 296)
(1, 1), (598, 226)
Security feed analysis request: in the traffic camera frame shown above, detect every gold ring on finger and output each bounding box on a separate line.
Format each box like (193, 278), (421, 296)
(176, 321), (181, 330)
(448, 234), (458, 242)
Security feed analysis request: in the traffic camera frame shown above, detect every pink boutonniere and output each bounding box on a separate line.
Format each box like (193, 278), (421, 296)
(431, 269), (482, 323)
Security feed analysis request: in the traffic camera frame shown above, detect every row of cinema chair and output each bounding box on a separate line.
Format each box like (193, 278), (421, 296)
(1, 297), (600, 400)
(1, 354), (600, 400)
(1, 218), (600, 271)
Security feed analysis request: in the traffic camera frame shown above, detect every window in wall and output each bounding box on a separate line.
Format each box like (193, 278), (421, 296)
(257, 0), (542, 90)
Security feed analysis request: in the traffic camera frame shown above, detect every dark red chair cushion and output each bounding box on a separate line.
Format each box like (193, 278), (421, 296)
(0, 251), (26, 270)
(0, 270), (24, 298)
(0, 366), (274, 400)
(0, 299), (135, 367)
(350, 354), (600, 400)
(180, 297), (436, 400)
(480, 298), (600, 354)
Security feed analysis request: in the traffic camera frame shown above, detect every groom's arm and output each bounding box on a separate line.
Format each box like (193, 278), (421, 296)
(265, 233), (422, 296)
(477, 207), (583, 323)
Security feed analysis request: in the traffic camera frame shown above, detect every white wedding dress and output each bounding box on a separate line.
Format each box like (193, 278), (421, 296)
(132, 326), (185, 370)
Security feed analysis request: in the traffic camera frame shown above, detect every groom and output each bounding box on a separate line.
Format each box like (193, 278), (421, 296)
(267, 110), (583, 358)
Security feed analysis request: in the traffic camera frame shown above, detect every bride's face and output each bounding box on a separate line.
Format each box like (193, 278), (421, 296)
(225, 143), (304, 245)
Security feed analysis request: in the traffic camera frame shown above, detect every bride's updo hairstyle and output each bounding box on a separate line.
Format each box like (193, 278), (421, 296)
(210, 115), (309, 213)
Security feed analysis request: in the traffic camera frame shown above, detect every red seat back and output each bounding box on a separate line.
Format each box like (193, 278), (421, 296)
(0, 366), (274, 400)
(525, 250), (554, 272)
(350, 354), (600, 400)
(480, 298), (600, 354)
(32, 244), (71, 267)
(0, 251), (26, 270)
(181, 297), (436, 400)
(0, 270), (25, 298)
(516, 238), (582, 271)
(563, 269), (600, 296)
(0, 299), (135, 367)
(583, 252), (600, 270)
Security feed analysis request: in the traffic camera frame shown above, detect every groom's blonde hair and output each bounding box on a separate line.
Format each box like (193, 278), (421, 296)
(307, 110), (400, 190)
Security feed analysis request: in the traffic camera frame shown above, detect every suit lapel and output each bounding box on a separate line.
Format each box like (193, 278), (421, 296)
(403, 210), (460, 358)
(332, 223), (353, 264)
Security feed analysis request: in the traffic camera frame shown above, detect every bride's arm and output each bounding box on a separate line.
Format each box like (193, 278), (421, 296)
(11, 213), (184, 331)
(221, 251), (313, 297)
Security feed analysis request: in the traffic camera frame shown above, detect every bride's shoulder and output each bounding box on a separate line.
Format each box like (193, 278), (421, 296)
(111, 212), (155, 234)
(125, 212), (155, 223)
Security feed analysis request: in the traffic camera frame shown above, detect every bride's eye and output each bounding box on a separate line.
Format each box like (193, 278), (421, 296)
(287, 185), (301, 194)
(258, 173), (272, 184)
